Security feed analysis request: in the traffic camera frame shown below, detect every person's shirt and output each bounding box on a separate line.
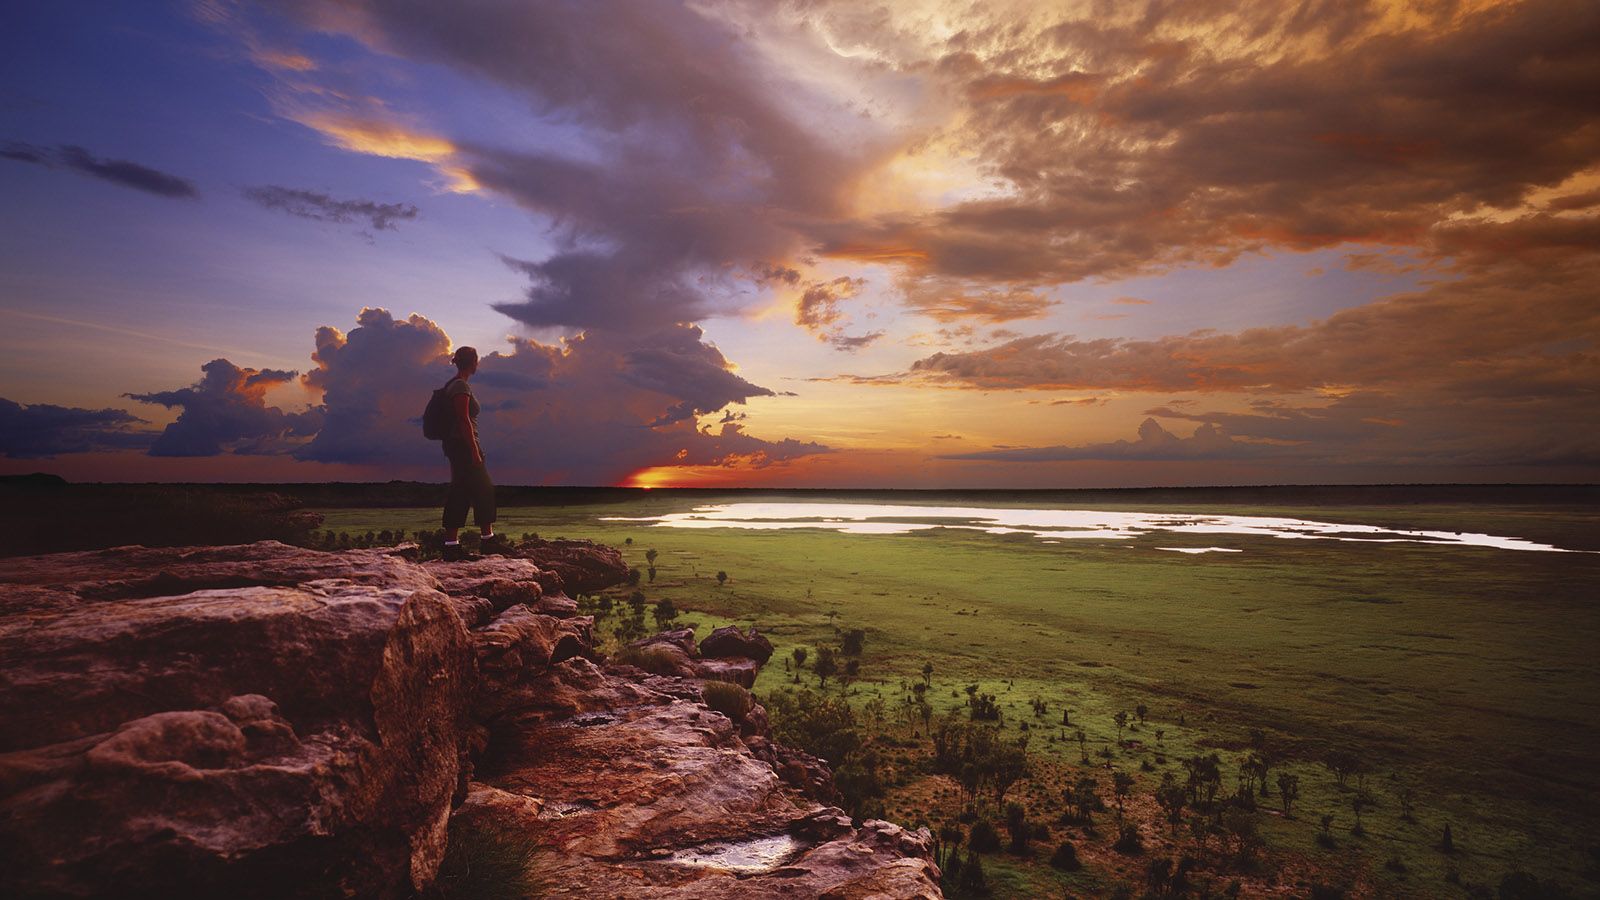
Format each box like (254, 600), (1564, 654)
(443, 377), (480, 445)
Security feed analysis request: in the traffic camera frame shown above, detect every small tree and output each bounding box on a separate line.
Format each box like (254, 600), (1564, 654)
(1113, 771), (1135, 824)
(1278, 772), (1300, 817)
(814, 646), (838, 688)
(1156, 772), (1187, 834)
(791, 647), (808, 683)
(989, 738), (1030, 807)
(1135, 703), (1148, 724)
(921, 661), (934, 686)
(1395, 782), (1416, 822)
(645, 548), (658, 567)
(652, 597), (678, 629)
(1005, 802), (1031, 855)
(842, 658), (861, 689)
(1351, 789), (1372, 836)
(716, 570), (728, 586)
(1114, 711), (1129, 742)
(1076, 729), (1089, 763)
(1050, 840), (1081, 871)
(842, 628), (865, 656)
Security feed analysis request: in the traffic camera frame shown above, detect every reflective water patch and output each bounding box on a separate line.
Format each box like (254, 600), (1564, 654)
(605, 502), (1588, 553)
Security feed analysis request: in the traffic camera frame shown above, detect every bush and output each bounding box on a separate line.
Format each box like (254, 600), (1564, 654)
(762, 689), (860, 764)
(841, 628), (865, 656)
(434, 817), (547, 899)
(958, 850), (988, 894)
(1113, 823), (1144, 855)
(612, 645), (684, 676)
(968, 819), (1002, 854)
(1049, 841), (1081, 871)
(701, 681), (753, 723)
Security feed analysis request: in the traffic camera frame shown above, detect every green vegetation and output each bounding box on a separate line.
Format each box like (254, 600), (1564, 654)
(321, 492), (1600, 898)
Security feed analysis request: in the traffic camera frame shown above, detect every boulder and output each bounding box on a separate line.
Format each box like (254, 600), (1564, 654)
(693, 657), (761, 689)
(508, 537), (630, 596)
(0, 544), (475, 898)
(699, 625), (774, 664)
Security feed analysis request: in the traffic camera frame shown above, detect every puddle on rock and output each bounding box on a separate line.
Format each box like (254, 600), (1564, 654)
(535, 800), (597, 820)
(662, 833), (807, 875)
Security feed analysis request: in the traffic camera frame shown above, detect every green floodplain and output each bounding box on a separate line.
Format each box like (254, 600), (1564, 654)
(313, 487), (1600, 899)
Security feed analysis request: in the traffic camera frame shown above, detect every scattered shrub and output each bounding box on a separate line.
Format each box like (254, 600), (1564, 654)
(1113, 823), (1144, 855)
(434, 817), (547, 900)
(701, 680), (753, 723)
(1049, 840), (1081, 871)
(612, 645), (683, 676)
(968, 819), (1002, 854)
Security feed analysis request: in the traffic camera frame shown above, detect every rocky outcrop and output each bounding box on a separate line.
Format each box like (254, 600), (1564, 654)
(700, 625), (775, 664)
(0, 545), (474, 899)
(0, 539), (941, 899)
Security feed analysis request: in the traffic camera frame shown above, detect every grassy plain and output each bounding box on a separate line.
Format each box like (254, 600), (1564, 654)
(320, 492), (1600, 898)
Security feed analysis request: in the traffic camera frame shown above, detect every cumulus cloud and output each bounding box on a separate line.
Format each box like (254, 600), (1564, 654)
(791, 276), (881, 350)
(242, 185), (419, 232)
(0, 398), (153, 458)
(943, 418), (1268, 462)
(127, 360), (321, 456)
(2, 142), (198, 198)
(291, 308), (825, 482)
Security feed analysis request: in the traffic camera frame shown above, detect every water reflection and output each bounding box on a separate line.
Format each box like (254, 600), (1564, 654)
(605, 502), (1586, 553)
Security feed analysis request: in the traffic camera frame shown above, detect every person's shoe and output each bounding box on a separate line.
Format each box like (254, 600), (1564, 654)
(480, 533), (512, 555)
(442, 543), (478, 562)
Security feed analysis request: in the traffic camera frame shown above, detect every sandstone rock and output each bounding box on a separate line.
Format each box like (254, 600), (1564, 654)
(693, 657), (761, 688)
(0, 540), (939, 899)
(699, 625), (774, 664)
(0, 544), (475, 898)
(633, 626), (698, 656)
(426, 555), (582, 618)
(508, 537), (630, 596)
(455, 699), (941, 899)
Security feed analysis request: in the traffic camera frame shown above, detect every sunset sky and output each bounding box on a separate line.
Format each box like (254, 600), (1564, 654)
(2, 0), (1597, 487)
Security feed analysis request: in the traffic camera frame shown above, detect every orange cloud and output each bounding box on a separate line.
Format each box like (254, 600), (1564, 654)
(293, 114), (479, 193)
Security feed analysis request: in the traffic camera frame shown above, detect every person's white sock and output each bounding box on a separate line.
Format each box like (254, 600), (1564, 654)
(444, 540), (460, 546)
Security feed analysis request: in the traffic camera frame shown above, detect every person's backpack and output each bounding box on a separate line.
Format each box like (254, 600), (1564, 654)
(422, 379), (459, 441)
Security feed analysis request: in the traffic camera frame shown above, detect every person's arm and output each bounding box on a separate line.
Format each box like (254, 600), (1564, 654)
(453, 393), (482, 464)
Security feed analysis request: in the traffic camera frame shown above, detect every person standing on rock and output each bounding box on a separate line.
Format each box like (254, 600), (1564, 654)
(439, 346), (506, 560)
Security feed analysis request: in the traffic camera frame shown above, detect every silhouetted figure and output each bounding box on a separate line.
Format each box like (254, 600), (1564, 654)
(440, 347), (502, 560)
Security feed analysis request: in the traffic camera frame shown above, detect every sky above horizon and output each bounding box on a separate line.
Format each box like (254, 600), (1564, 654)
(1, 0), (1597, 488)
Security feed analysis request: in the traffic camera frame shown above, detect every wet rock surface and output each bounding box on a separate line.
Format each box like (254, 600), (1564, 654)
(0, 539), (940, 899)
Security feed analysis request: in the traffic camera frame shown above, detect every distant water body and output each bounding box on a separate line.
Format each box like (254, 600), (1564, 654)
(605, 502), (1588, 553)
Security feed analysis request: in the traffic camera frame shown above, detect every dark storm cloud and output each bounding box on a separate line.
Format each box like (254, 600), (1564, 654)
(127, 359), (321, 456)
(0, 398), (152, 458)
(272, 0), (865, 333)
(242, 185), (419, 231)
(2, 142), (198, 198)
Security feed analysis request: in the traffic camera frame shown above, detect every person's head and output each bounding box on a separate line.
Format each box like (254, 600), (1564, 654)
(451, 346), (479, 375)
